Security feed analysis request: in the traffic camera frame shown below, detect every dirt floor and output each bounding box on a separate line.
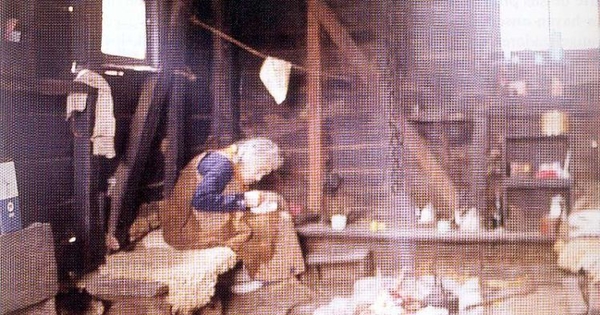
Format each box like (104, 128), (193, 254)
(224, 243), (597, 315)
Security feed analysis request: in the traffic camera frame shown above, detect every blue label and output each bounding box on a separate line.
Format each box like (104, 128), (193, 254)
(0, 197), (22, 233)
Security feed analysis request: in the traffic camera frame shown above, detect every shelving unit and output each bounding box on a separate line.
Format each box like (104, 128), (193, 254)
(499, 99), (573, 234)
(502, 177), (572, 190)
(490, 50), (581, 235)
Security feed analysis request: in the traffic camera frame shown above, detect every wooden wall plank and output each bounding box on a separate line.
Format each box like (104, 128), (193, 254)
(163, 0), (188, 195)
(0, 0), (36, 78)
(15, 159), (74, 224)
(316, 0), (458, 217)
(210, 0), (236, 146)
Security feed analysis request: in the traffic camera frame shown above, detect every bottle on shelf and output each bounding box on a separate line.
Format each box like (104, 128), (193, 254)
(492, 190), (503, 230)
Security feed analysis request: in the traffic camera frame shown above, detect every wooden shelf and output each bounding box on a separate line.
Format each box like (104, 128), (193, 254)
(305, 245), (370, 266)
(408, 118), (470, 124)
(102, 63), (160, 73)
(502, 177), (572, 189)
(296, 223), (558, 244)
(407, 115), (470, 124)
(0, 76), (94, 95)
(505, 134), (569, 141)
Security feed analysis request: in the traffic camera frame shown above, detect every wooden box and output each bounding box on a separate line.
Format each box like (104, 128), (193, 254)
(0, 223), (58, 314)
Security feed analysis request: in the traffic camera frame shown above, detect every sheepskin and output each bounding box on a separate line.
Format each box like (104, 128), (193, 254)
(554, 210), (600, 283)
(555, 238), (600, 282)
(95, 230), (237, 314)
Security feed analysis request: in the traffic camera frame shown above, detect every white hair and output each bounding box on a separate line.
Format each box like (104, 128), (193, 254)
(235, 138), (283, 178)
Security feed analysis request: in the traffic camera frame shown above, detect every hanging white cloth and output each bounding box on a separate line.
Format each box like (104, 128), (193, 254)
(66, 69), (116, 159)
(259, 56), (292, 105)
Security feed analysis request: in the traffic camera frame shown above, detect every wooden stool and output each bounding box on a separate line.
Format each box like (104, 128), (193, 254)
(305, 245), (373, 283)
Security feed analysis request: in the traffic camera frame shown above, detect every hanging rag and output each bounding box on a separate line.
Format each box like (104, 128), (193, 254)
(66, 69), (117, 159)
(259, 56), (292, 105)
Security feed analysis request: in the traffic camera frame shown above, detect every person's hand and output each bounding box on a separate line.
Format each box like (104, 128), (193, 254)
(244, 190), (262, 208)
(249, 191), (280, 214)
(250, 201), (278, 214)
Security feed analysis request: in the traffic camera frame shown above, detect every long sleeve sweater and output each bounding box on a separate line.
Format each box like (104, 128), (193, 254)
(191, 152), (246, 212)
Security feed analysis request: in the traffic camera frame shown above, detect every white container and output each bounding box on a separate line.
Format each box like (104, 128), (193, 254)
(331, 214), (347, 231)
(541, 110), (568, 136)
(437, 220), (451, 233)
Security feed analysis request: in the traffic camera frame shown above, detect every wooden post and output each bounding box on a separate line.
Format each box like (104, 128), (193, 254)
(165, 77), (185, 196)
(210, 0), (235, 146)
(70, 0), (104, 272)
(307, 0), (324, 215)
(72, 91), (105, 274)
(164, 0), (187, 195)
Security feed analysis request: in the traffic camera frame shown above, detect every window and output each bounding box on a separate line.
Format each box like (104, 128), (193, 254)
(101, 0), (147, 60)
(500, 0), (600, 54)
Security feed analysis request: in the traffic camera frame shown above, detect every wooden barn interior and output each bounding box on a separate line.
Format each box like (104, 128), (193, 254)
(1, 0), (599, 314)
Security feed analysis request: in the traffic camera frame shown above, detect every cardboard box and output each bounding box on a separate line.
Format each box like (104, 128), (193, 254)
(0, 161), (22, 234)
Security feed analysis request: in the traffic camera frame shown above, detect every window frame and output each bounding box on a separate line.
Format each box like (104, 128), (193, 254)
(100, 0), (160, 71)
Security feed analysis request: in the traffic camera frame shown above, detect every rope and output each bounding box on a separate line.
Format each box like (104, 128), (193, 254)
(190, 16), (349, 81)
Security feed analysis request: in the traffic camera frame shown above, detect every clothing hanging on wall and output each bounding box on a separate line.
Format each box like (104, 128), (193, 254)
(66, 69), (116, 159)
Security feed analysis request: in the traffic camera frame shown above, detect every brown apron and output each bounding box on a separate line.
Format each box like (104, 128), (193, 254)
(159, 153), (280, 277)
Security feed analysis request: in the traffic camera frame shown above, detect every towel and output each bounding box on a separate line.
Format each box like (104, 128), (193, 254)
(66, 69), (116, 158)
(259, 56), (292, 105)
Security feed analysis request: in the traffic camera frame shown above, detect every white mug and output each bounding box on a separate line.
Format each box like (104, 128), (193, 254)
(331, 214), (347, 231)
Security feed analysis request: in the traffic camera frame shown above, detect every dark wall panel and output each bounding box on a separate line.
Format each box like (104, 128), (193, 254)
(16, 159), (74, 225)
(36, 0), (74, 79)
(0, 91), (74, 219)
(3, 111), (72, 161)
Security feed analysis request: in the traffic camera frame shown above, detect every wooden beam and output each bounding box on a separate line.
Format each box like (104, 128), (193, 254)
(0, 77), (94, 95)
(313, 1), (375, 76)
(72, 91), (105, 274)
(107, 73), (170, 250)
(307, 0), (324, 215)
(315, 0), (458, 216)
